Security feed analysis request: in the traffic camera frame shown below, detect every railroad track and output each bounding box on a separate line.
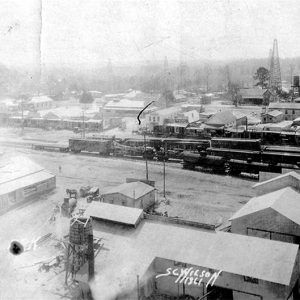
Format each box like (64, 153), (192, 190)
(0, 140), (182, 168)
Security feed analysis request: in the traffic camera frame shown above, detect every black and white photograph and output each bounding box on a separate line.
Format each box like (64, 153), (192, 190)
(1, 0), (300, 299)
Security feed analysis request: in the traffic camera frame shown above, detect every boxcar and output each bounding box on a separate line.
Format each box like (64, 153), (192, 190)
(69, 138), (112, 155)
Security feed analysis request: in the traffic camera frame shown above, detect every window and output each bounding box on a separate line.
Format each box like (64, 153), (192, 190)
(244, 276), (258, 284)
(285, 109), (288, 114)
(293, 110), (295, 114)
(157, 116), (160, 122)
(121, 201), (126, 206)
(23, 185), (37, 196)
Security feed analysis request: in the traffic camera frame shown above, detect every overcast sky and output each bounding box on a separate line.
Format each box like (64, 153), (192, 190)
(0, 0), (299, 68)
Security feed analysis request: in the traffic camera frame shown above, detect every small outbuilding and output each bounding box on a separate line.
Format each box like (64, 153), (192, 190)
(100, 181), (155, 210)
(261, 110), (283, 123)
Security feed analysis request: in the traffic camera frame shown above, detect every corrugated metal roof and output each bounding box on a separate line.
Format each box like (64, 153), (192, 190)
(0, 156), (44, 185)
(84, 201), (143, 226)
(230, 187), (300, 225)
(102, 181), (155, 199)
(0, 170), (55, 195)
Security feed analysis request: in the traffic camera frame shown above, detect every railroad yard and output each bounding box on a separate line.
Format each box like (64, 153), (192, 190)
(0, 131), (255, 300)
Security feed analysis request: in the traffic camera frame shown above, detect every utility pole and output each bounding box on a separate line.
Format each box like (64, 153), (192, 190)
(82, 109), (85, 139)
(143, 133), (149, 181)
(163, 141), (166, 198)
(21, 99), (24, 136)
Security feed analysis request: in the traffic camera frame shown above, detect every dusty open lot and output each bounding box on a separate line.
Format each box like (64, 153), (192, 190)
(0, 127), (255, 299)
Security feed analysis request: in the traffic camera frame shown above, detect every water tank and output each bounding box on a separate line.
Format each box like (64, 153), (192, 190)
(293, 75), (299, 87)
(69, 217), (93, 245)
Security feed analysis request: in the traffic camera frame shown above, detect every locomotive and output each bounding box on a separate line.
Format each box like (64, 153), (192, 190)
(182, 138), (300, 175)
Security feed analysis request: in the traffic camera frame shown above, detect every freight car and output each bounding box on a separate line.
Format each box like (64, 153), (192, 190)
(207, 138), (262, 162)
(182, 151), (227, 173)
(69, 138), (112, 155)
(32, 144), (69, 152)
(228, 159), (282, 176)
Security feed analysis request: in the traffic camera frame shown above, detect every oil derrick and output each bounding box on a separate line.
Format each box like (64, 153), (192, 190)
(269, 39), (282, 90)
(65, 217), (94, 284)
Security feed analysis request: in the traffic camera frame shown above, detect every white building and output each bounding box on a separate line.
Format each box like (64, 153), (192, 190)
(103, 99), (146, 116)
(29, 96), (54, 111)
(0, 156), (56, 213)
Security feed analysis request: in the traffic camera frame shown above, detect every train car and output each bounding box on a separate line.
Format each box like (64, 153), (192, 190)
(263, 145), (300, 154)
(207, 147), (262, 162)
(210, 138), (261, 151)
(208, 138), (262, 161)
(69, 138), (112, 155)
(32, 144), (69, 152)
(228, 159), (282, 176)
(261, 150), (300, 166)
(182, 151), (226, 173)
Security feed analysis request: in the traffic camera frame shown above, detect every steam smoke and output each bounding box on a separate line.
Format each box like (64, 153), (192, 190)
(89, 239), (154, 300)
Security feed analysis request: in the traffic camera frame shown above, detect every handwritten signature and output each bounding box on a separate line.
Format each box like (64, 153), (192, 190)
(156, 267), (222, 288)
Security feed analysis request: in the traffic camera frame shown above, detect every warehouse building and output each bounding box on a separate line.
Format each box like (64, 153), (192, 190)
(91, 220), (299, 300)
(0, 156), (56, 213)
(230, 187), (300, 244)
(103, 99), (147, 117)
(253, 171), (300, 196)
(100, 181), (155, 210)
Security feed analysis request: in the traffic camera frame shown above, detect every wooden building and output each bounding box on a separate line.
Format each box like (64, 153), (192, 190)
(100, 181), (155, 210)
(230, 187), (300, 244)
(0, 156), (56, 213)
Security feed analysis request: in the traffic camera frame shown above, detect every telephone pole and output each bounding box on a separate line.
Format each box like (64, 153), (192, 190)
(163, 141), (166, 198)
(82, 110), (85, 139)
(143, 133), (149, 181)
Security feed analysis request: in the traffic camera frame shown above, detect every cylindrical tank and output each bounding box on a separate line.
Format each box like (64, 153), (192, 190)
(69, 217), (93, 245)
(293, 75), (299, 87)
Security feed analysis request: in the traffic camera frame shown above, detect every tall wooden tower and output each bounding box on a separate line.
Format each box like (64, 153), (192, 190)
(269, 39), (282, 90)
